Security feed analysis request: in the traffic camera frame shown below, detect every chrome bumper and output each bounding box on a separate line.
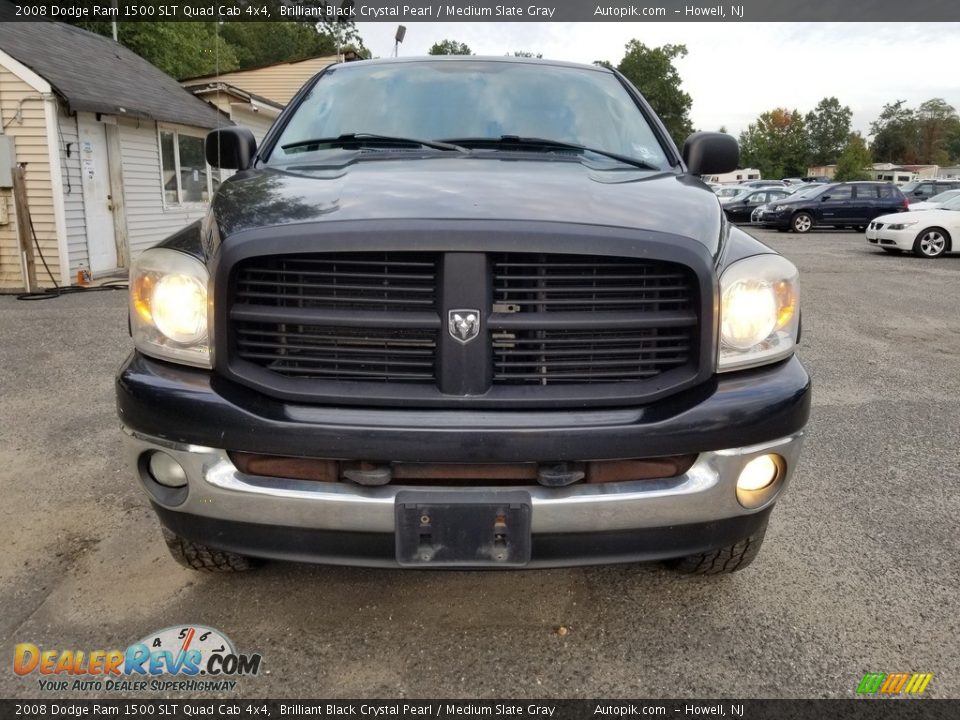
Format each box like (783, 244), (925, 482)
(125, 427), (804, 534)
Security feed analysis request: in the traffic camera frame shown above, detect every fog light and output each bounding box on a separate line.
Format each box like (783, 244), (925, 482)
(737, 454), (780, 492)
(148, 452), (188, 488)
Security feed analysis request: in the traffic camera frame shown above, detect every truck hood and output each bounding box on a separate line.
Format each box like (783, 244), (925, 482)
(213, 156), (724, 254)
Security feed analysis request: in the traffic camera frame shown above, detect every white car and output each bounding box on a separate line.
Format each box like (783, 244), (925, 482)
(715, 185), (747, 199)
(866, 195), (960, 258)
(906, 189), (960, 211)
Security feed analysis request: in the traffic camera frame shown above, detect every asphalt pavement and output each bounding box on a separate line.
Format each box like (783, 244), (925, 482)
(1, 228), (958, 699)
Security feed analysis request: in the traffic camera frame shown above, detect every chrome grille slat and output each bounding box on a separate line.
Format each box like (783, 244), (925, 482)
(235, 323), (437, 383)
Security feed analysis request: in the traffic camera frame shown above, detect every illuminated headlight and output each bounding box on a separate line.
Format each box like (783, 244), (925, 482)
(130, 248), (211, 367)
(718, 254), (799, 372)
(887, 221), (917, 231)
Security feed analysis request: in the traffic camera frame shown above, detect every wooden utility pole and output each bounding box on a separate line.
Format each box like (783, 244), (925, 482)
(12, 163), (37, 292)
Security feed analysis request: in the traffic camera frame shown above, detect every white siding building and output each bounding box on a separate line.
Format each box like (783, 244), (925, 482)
(182, 83), (283, 146)
(0, 21), (226, 291)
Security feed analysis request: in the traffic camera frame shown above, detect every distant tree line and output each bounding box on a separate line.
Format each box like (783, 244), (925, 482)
(739, 97), (960, 181)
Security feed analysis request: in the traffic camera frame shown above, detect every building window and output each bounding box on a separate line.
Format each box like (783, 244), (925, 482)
(158, 126), (219, 206)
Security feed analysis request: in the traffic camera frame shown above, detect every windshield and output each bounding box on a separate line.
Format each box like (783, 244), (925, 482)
(267, 60), (669, 168)
(789, 187), (823, 200)
(942, 196), (960, 210)
(927, 190), (960, 203)
(899, 182), (919, 192)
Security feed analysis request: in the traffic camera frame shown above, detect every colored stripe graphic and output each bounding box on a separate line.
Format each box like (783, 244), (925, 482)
(857, 672), (932, 695)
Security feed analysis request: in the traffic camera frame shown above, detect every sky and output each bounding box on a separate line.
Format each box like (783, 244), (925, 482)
(353, 22), (960, 138)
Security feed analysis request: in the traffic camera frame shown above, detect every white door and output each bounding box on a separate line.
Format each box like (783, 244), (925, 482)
(77, 113), (118, 273)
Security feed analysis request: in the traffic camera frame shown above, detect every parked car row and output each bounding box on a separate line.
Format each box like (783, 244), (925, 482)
(717, 177), (959, 259)
(748, 182), (907, 233)
(712, 178), (831, 220)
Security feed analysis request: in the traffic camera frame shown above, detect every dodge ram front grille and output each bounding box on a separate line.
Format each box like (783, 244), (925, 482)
(225, 250), (704, 406)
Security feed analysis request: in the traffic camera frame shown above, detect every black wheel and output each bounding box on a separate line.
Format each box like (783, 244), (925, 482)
(912, 227), (950, 258)
(666, 518), (768, 575)
(882, 247), (902, 254)
(791, 212), (813, 234)
(162, 528), (258, 572)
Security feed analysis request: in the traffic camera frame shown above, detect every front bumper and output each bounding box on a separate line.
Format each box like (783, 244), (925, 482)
(117, 352), (810, 567)
(866, 223), (915, 250)
(756, 208), (793, 229)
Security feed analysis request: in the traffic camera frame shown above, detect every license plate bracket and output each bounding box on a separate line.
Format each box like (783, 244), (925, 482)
(395, 491), (532, 567)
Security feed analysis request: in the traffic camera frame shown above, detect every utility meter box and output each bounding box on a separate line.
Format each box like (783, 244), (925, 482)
(0, 135), (15, 188)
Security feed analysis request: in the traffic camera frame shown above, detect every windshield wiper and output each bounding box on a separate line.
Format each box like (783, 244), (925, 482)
(440, 135), (660, 170)
(281, 133), (468, 154)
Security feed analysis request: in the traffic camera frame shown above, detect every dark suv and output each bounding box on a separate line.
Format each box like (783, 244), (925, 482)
(117, 57), (810, 574)
(756, 181), (907, 233)
(900, 179), (960, 205)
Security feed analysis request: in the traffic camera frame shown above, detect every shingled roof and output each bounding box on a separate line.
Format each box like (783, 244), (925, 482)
(0, 19), (227, 129)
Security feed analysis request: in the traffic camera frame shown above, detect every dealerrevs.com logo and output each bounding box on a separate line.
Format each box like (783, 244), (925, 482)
(14, 625), (262, 693)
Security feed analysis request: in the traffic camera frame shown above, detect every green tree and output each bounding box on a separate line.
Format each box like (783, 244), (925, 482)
(870, 100), (918, 164)
(615, 41), (694, 148)
(218, 23), (329, 70)
(947, 125), (960, 163)
(429, 39), (473, 55)
(833, 133), (872, 181)
(738, 108), (810, 179)
(74, 12), (368, 80)
(915, 98), (960, 165)
(73, 22), (239, 78)
(805, 97), (852, 165)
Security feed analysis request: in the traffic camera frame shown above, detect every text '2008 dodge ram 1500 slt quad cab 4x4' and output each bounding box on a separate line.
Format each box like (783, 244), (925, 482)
(117, 57), (810, 574)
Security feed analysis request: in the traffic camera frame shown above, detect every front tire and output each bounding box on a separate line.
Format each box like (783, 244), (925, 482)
(666, 518), (768, 575)
(162, 528), (258, 572)
(792, 212), (813, 234)
(913, 227), (950, 258)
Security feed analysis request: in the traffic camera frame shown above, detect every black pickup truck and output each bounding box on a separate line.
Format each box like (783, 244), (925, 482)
(117, 57), (810, 574)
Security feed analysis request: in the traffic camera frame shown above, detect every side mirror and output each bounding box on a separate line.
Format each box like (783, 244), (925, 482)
(206, 127), (257, 170)
(682, 132), (739, 176)
(821, 195), (831, 201)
